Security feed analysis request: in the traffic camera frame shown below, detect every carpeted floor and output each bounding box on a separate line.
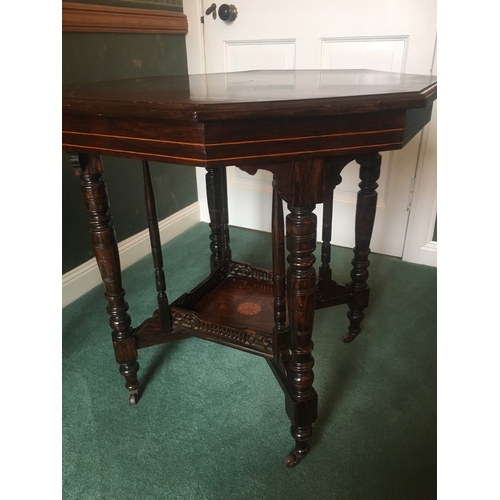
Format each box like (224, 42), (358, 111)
(62, 223), (437, 499)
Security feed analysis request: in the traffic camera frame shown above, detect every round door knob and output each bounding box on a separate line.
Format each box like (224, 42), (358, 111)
(218, 4), (238, 22)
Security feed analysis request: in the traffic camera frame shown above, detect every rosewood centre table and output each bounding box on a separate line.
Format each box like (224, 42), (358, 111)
(62, 69), (437, 467)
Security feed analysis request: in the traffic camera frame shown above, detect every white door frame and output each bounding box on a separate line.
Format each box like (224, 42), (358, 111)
(402, 41), (438, 266)
(184, 1), (210, 224)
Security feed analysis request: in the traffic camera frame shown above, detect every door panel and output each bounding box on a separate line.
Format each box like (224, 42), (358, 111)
(224, 39), (296, 71)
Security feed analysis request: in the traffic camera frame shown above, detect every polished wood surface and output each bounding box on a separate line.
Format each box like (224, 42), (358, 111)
(62, 69), (436, 112)
(63, 70), (437, 467)
(63, 69), (436, 167)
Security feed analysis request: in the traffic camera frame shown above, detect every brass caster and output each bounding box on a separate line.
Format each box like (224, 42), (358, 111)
(343, 325), (361, 342)
(342, 331), (357, 343)
(285, 450), (306, 468)
(129, 391), (139, 405)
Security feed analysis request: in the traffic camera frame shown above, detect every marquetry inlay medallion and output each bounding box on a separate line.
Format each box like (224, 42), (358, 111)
(237, 301), (262, 316)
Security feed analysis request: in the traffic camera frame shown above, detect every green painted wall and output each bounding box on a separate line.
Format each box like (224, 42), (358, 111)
(62, 23), (198, 274)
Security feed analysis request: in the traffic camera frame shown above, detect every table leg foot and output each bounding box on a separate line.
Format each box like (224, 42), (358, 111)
(128, 389), (140, 405)
(343, 333), (357, 343)
(284, 451), (304, 468)
(285, 426), (312, 467)
(344, 287), (370, 342)
(119, 357), (140, 404)
(343, 316), (363, 343)
(344, 287), (369, 342)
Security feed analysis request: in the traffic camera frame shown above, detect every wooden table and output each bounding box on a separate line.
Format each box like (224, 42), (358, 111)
(63, 69), (437, 467)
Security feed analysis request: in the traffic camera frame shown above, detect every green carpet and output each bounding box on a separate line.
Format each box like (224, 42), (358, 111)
(62, 223), (436, 499)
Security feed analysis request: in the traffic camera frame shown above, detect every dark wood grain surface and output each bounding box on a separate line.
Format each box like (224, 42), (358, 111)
(62, 69), (437, 167)
(62, 69), (436, 118)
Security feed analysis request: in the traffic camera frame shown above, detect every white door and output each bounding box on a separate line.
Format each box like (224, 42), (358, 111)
(185, 0), (437, 261)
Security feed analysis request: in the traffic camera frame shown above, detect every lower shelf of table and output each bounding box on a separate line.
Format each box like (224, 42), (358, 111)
(132, 259), (357, 356)
(133, 261), (276, 358)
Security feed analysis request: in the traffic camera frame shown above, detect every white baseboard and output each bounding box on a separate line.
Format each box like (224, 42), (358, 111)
(62, 201), (200, 308)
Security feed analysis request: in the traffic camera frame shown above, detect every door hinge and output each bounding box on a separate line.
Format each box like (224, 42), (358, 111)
(407, 177), (416, 211)
(200, 16), (204, 24)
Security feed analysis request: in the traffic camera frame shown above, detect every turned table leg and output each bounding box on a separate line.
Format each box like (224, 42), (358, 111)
(72, 153), (140, 404)
(285, 201), (318, 466)
(344, 152), (382, 343)
(267, 159), (325, 466)
(206, 167), (232, 271)
(280, 159), (322, 467)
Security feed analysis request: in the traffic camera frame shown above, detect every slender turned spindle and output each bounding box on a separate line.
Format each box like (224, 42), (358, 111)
(271, 176), (288, 358)
(142, 161), (172, 333)
(319, 183), (334, 292)
(345, 152), (382, 343)
(318, 158), (349, 300)
(205, 167), (232, 270)
(72, 153), (140, 404)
